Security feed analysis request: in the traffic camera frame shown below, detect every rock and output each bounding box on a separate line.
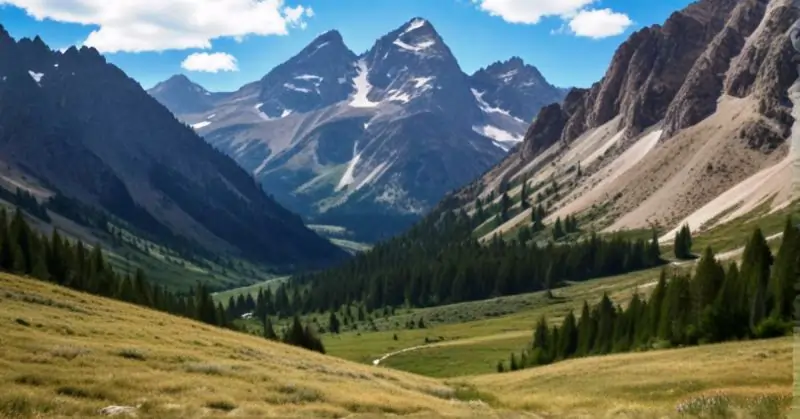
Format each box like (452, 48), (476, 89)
(99, 405), (137, 417)
(662, 0), (767, 139)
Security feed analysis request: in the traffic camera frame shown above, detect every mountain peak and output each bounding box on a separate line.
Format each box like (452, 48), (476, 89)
(148, 74), (214, 114)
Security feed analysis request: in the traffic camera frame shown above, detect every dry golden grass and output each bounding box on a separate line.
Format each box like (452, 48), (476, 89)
(465, 338), (793, 418)
(0, 274), (534, 419)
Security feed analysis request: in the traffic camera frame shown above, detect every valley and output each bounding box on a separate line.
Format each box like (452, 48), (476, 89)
(0, 0), (798, 417)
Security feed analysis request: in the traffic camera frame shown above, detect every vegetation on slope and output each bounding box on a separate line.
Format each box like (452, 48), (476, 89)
(0, 275), (506, 419)
(502, 221), (796, 373)
(293, 209), (664, 313)
(0, 206), (324, 354)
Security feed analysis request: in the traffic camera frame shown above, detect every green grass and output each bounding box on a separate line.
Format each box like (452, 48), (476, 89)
(324, 267), (665, 370)
(212, 276), (289, 303)
(690, 198), (799, 254)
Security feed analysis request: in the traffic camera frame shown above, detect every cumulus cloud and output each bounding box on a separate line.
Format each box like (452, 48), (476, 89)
(181, 52), (239, 73)
(0, 0), (314, 53)
(471, 0), (632, 38)
(568, 9), (632, 39)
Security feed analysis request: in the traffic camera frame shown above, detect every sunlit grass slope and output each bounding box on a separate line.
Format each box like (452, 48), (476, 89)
(0, 274), (531, 419)
(465, 338), (792, 418)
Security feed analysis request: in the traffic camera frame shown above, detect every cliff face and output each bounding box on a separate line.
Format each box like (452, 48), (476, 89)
(440, 0), (797, 238)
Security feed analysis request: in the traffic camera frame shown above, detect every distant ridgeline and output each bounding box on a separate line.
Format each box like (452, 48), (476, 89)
(0, 206), (325, 354)
(499, 221), (797, 373)
(291, 208), (664, 312)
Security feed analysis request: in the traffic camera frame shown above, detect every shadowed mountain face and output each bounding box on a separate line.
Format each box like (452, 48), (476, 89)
(0, 26), (347, 269)
(149, 18), (566, 242)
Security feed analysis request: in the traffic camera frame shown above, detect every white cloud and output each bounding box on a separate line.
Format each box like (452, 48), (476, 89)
(568, 9), (633, 39)
(472, 0), (595, 24)
(181, 52), (239, 73)
(0, 0), (314, 53)
(471, 0), (631, 39)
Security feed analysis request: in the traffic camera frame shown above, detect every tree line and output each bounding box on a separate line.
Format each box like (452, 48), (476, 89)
(1, 206), (324, 353)
(292, 209), (665, 314)
(498, 220), (796, 372)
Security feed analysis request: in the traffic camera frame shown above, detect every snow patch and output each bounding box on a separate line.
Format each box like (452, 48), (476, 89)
(284, 83), (312, 93)
(281, 109), (293, 118)
(315, 41), (329, 50)
(337, 77), (347, 84)
(295, 74), (323, 82)
(53, 63), (59, 68)
(356, 160), (391, 191)
(191, 121), (211, 129)
(402, 18), (427, 35)
(386, 89), (411, 104)
(28, 70), (43, 84)
(254, 103), (271, 121)
(498, 69), (518, 83)
(471, 88), (517, 119)
(337, 142), (361, 191)
(472, 125), (522, 145)
(393, 39), (435, 52)
(349, 61), (379, 108)
(411, 76), (434, 89)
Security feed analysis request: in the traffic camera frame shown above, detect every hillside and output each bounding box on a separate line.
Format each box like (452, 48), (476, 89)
(2, 271), (791, 418)
(0, 25), (345, 271)
(150, 19), (566, 242)
(440, 0), (797, 245)
(0, 274), (530, 419)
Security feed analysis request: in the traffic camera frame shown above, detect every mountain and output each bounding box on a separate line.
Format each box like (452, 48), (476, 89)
(0, 26), (346, 270)
(150, 18), (566, 242)
(148, 74), (223, 114)
(440, 0), (796, 242)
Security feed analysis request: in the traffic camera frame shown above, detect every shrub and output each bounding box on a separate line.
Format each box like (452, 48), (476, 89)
(754, 317), (791, 339)
(206, 400), (236, 412)
(14, 318), (30, 327)
(116, 348), (147, 361)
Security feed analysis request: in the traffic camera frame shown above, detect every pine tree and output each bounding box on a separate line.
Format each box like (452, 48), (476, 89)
(740, 228), (774, 332)
(496, 361), (505, 373)
(691, 247), (725, 324)
(263, 315), (278, 340)
(329, 311), (341, 334)
(768, 217), (797, 319)
(648, 229), (661, 266)
(553, 218), (565, 240)
(558, 310), (578, 359)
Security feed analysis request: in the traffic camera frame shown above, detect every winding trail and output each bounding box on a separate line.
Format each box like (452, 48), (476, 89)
(372, 345), (428, 366)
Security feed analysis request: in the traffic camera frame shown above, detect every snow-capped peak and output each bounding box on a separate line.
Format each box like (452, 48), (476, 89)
(402, 18), (428, 35)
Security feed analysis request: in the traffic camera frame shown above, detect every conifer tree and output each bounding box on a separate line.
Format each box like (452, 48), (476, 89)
(329, 311), (341, 334)
(740, 228), (773, 332)
(263, 315), (278, 340)
(768, 218), (797, 319)
(553, 217), (565, 240)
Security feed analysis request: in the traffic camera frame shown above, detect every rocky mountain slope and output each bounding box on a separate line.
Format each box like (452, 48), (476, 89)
(441, 0), (797, 241)
(150, 18), (566, 241)
(0, 26), (346, 269)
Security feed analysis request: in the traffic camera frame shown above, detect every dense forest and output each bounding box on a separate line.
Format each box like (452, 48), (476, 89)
(0, 207), (324, 353)
(498, 220), (797, 372)
(291, 208), (664, 313)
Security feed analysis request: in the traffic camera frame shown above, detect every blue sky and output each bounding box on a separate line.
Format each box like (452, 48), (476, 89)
(0, 0), (692, 91)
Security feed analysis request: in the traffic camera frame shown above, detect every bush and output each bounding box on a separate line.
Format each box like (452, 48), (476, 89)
(14, 318), (30, 327)
(116, 348), (147, 361)
(755, 317), (791, 339)
(206, 400), (236, 412)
